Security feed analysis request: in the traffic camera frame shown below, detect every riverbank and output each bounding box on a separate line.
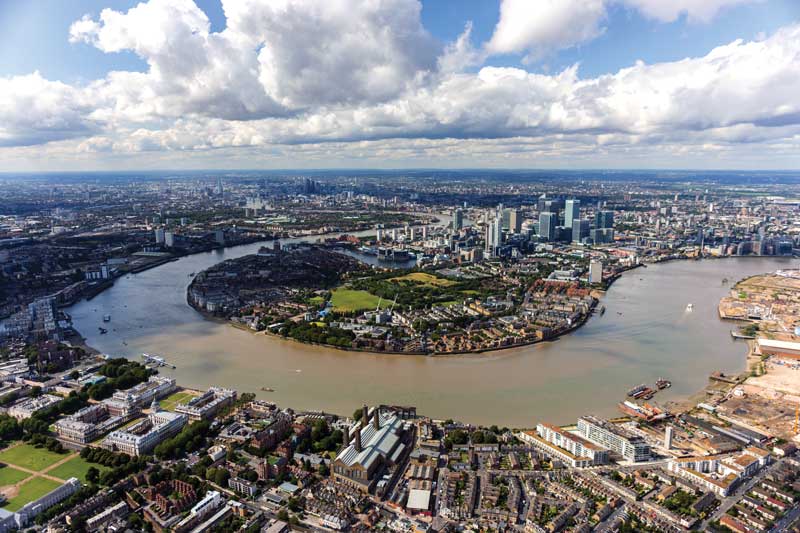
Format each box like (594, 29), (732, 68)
(68, 247), (794, 426)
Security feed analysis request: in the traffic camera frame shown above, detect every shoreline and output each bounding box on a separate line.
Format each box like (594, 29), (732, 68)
(69, 252), (789, 426)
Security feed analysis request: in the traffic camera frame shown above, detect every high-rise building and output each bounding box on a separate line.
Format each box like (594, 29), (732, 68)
(454, 209), (464, 231)
(214, 230), (225, 246)
(154, 228), (165, 244)
(165, 231), (175, 248)
(215, 177), (223, 196)
(565, 199), (580, 230)
(508, 209), (522, 234)
(595, 210), (615, 229)
(572, 219), (590, 243)
(539, 212), (557, 241)
(665, 425), (674, 450)
(484, 217), (503, 256)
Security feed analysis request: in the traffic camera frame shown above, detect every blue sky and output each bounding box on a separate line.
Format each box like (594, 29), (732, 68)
(0, 0), (799, 170)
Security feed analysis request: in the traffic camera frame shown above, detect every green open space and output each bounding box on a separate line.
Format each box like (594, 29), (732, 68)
(0, 467), (30, 487)
(0, 444), (67, 472)
(1, 477), (61, 512)
(48, 456), (111, 483)
(159, 390), (198, 411)
(390, 272), (456, 287)
(330, 289), (388, 312)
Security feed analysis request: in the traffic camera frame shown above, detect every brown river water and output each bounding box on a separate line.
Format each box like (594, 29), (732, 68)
(68, 237), (795, 427)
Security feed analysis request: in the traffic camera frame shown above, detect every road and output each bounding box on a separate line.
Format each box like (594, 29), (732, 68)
(702, 458), (786, 530)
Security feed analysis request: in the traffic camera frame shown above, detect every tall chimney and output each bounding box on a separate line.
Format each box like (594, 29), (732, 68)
(343, 426), (350, 447)
(362, 404), (369, 427)
(373, 408), (380, 429)
(354, 428), (362, 452)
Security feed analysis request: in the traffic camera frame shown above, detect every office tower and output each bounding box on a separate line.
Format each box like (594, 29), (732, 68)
(539, 212), (557, 241)
(595, 210), (615, 229)
(454, 209), (464, 231)
(215, 230), (225, 245)
(508, 209), (522, 234)
(665, 426), (674, 450)
(572, 219), (590, 243)
(565, 199), (580, 230)
(215, 177), (223, 196)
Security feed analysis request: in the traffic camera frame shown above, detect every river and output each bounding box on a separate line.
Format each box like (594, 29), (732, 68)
(67, 237), (795, 427)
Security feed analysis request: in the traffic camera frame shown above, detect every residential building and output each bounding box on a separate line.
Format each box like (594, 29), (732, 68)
(577, 416), (651, 462)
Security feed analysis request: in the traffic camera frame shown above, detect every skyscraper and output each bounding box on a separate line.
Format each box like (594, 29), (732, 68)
(454, 209), (464, 231)
(508, 209), (522, 234)
(572, 218), (590, 243)
(565, 199), (580, 230)
(595, 210), (615, 229)
(539, 212), (557, 241)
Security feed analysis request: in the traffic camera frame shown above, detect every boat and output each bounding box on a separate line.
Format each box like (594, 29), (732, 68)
(98, 327), (108, 334)
(627, 384), (648, 397)
(656, 378), (671, 389)
(599, 306), (606, 316)
(188, 272), (195, 277)
(103, 314), (111, 322)
(260, 387), (275, 392)
(686, 303), (694, 311)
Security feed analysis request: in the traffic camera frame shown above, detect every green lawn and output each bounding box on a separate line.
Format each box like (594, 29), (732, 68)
(391, 272), (456, 287)
(159, 390), (198, 411)
(0, 444), (67, 472)
(0, 467), (30, 486)
(48, 456), (111, 483)
(330, 289), (388, 312)
(2, 477), (61, 512)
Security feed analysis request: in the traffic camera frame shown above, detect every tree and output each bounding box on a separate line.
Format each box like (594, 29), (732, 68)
(214, 468), (230, 487)
(86, 467), (100, 485)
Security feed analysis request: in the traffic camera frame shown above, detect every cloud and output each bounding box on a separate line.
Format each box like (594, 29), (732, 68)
(0, 0), (797, 170)
(0, 72), (95, 147)
(486, 0), (607, 60)
(619, 0), (762, 23)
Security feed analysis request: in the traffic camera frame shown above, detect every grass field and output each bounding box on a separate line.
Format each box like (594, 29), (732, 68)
(307, 296), (326, 306)
(391, 272), (456, 287)
(0, 444), (67, 472)
(0, 467), (30, 486)
(159, 389), (198, 411)
(2, 477), (61, 512)
(330, 289), (388, 312)
(48, 456), (111, 483)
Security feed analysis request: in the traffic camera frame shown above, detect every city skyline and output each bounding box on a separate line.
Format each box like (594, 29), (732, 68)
(1, 0), (800, 171)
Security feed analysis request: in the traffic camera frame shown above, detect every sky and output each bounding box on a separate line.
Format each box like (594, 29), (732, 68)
(0, 0), (799, 171)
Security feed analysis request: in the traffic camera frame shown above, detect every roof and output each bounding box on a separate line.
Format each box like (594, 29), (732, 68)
(334, 410), (406, 471)
(757, 338), (800, 351)
(406, 489), (431, 510)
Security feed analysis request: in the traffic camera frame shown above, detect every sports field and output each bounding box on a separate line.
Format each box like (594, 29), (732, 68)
(330, 289), (388, 312)
(0, 444), (66, 472)
(48, 456), (111, 484)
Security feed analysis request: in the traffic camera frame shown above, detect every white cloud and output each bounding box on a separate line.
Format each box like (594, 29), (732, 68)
(620, 0), (762, 23)
(486, 0), (606, 60)
(0, 72), (94, 147)
(0, 0), (797, 170)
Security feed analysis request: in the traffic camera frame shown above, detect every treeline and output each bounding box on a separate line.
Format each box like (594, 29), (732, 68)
(154, 420), (212, 460)
(85, 358), (153, 400)
(80, 446), (149, 485)
(283, 322), (354, 347)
